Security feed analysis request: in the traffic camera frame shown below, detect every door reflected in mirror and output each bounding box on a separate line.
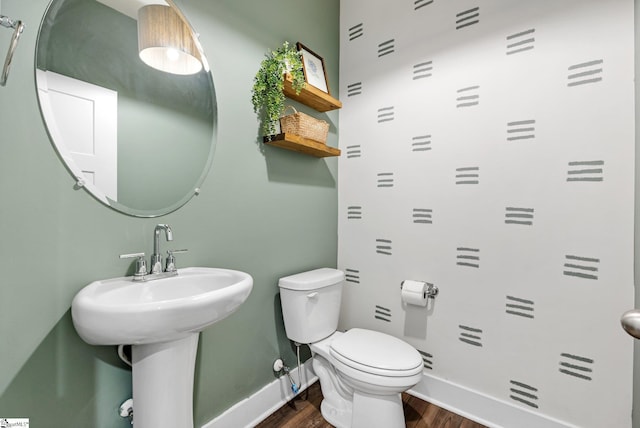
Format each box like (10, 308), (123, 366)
(35, 0), (216, 217)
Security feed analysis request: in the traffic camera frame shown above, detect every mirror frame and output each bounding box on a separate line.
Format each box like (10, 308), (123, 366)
(34, 0), (217, 217)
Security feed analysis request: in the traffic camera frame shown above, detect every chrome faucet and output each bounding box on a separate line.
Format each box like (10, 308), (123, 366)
(119, 224), (188, 282)
(151, 224), (173, 274)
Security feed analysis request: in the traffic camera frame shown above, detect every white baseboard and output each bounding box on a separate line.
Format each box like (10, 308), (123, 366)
(201, 360), (318, 428)
(408, 373), (579, 428)
(203, 365), (578, 428)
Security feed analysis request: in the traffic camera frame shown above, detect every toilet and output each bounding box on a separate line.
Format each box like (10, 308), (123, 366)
(278, 268), (423, 428)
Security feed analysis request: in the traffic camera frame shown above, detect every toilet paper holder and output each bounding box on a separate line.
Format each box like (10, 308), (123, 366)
(400, 280), (439, 299)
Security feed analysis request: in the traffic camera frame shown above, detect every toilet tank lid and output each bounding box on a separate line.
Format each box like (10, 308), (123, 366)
(278, 268), (344, 291)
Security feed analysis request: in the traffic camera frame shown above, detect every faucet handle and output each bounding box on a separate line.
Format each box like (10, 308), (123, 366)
(167, 249), (188, 255)
(166, 249), (188, 273)
(119, 252), (145, 259)
(119, 252), (147, 279)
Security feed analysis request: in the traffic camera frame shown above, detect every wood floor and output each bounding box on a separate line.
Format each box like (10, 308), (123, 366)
(255, 381), (487, 428)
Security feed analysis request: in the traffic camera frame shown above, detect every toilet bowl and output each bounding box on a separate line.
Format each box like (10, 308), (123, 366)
(278, 268), (423, 428)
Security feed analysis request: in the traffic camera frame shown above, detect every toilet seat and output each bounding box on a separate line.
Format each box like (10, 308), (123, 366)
(329, 328), (423, 377)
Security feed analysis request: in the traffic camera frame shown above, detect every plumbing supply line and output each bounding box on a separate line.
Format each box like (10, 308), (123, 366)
(275, 355), (305, 396)
(278, 362), (299, 395)
(283, 366), (299, 394)
(296, 343), (308, 399)
(118, 344), (133, 367)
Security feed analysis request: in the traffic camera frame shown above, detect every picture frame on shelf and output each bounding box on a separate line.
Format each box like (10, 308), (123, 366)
(297, 42), (330, 95)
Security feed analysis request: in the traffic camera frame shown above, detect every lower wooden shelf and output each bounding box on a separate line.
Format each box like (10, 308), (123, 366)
(263, 133), (341, 158)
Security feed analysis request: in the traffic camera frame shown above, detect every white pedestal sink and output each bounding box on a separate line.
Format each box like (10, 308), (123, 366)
(71, 267), (253, 428)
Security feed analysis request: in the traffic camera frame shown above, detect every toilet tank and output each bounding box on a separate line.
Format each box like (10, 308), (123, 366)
(278, 268), (344, 344)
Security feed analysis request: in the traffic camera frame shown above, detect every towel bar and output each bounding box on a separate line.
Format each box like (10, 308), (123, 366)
(0, 15), (24, 86)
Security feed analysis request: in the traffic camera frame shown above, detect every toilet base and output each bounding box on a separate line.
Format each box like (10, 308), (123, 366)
(319, 388), (406, 428)
(351, 391), (405, 428)
(320, 397), (352, 428)
(313, 354), (353, 428)
(313, 351), (408, 428)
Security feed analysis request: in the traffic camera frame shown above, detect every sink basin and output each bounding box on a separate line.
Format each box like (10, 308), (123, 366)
(71, 267), (253, 428)
(72, 267), (253, 345)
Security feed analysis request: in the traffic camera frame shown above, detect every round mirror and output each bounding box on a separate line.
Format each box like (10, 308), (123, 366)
(35, 0), (217, 217)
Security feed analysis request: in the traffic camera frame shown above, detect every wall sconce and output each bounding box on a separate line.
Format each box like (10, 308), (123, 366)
(137, 4), (202, 75)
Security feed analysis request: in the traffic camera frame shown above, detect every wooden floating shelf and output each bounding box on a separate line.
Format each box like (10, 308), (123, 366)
(283, 74), (342, 112)
(264, 133), (341, 158)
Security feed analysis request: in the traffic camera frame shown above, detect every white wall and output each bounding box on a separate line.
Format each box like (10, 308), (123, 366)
(338, 1), (635, 427)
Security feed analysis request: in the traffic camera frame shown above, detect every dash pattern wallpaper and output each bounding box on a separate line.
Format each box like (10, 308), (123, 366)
(337, 1), (635, 427)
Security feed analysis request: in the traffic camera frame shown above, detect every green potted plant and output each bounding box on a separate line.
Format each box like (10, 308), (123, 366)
(252, 41), (305, 137)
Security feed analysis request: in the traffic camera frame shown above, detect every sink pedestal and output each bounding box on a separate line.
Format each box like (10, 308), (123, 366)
(132, 333), (199, 428)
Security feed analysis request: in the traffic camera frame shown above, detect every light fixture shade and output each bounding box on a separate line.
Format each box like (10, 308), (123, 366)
(137, 4), (203, 75)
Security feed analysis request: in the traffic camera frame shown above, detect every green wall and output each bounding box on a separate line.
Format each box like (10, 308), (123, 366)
(0, 0), (339, 426)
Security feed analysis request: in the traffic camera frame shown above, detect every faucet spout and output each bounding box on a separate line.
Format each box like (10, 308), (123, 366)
(154, 224), (173, 254)
(151, 224), (173, 274)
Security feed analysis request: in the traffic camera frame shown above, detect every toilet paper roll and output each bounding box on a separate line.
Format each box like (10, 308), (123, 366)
(401, 280), (428, 307)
